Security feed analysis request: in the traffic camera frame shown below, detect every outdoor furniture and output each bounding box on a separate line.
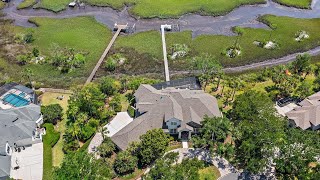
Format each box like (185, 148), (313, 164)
(57, 95), (64, 100)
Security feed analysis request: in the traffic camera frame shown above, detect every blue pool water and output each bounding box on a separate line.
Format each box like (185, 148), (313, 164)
(3, 93), (30, 107)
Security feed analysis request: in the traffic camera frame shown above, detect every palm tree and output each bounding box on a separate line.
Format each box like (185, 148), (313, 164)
(220, 77), (229, 96)
(215, 71), (224, 92)
(23, 68), (34, 89)
(190, 54), (222, 89)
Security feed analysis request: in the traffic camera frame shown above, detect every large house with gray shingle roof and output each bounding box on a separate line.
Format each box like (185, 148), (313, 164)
(286, 91), (320, 130)
(111, 84), (221, 150)
(0, 104), (43, 179)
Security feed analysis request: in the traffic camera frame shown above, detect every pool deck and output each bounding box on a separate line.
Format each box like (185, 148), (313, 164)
(10, 143), (43, 180)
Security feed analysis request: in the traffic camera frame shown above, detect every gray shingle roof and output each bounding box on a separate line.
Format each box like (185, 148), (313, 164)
(111, 85), (221, 150)
(0, 156), (11, 179)
(286, 91), (320, 130)
(0, 104), (41, 147)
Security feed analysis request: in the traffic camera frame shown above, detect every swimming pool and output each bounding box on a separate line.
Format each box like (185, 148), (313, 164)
(2, 93), (30, 107)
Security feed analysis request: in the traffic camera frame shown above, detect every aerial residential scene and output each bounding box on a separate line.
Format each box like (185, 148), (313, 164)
(0, 0), (320, 179)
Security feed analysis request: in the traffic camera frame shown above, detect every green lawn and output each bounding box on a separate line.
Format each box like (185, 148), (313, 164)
(35, 0), (70, 12)
(17, 0), (37, 9)
(114, 15), (320, 70)
(43, 123), (60, 180)
(41, 92), (71, 167)
(84, 0), (265, 18)
(272, 0), (312, 9)
(198, 166), (221, 180)
(25, 16), (111, 87)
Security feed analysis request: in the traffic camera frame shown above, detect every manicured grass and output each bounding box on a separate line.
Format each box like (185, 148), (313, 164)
(41, 92), (71, 167)
(115, 15), (320, 69)
(119, 169), (143, 180)
(17, 0), (37, 9)
(272, 0), (312, 9)
(41, 92), (71, 110)
(166, 142), (182, 152)
(198, 166), (221, 180)
(35, 0), (70, 12)
(26, 16), (111, 87)
(43, 123), (60, 180)
(84, 0), (265, 18)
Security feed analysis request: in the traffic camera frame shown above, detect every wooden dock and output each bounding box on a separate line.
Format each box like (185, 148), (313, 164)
(161, 25), (170, 82)
(85, 25), (127, 85)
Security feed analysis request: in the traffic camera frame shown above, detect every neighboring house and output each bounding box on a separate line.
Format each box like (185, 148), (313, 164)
(285, 92), (320, 130)
(111, 84), (221, 150)
(0, 83), (37, 110)
(0, 104), (44, 179)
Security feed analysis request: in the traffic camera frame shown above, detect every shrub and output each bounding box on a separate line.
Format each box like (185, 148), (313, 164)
(97, 137), (115, 158)
(99, 77), (120, 96)
(127, 106), (135, 118)
(23, 33), (34, 43)
(41, 104), (63, 125)
(32, 47), (40, 57)
(109, 94), (122, 112)
(114, 150), (138, 175)
(105, 59), (116, 71)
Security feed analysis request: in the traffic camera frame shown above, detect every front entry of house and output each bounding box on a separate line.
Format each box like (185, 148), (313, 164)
(179, 131), (191, 140)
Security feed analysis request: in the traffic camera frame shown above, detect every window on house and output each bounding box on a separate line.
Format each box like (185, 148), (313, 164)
(171, 122), (177, 126)
(169, 129), (177, 134)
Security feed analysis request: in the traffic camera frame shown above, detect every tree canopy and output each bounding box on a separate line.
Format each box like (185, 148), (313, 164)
(138, 129), (171, 166)
(113, 150), (138, 175)
(41, 104), (63, 125)
(192, 116), (234, 157)
(53, 152), (112, 180)
(229, 91), (287, 173)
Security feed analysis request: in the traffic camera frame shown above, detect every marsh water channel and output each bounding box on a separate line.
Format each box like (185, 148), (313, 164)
(2, 0), (320, 36)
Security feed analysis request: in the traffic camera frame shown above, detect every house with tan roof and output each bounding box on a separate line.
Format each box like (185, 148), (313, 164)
(111, 84), (221, 150)
(285, 91), (320, 130)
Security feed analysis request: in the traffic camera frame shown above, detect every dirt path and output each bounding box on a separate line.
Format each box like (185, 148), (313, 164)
(170, 46), (320, 75)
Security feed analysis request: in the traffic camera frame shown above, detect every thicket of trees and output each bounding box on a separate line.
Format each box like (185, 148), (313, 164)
(192, 90), (320, 178)
(53, 152), (113, 180)
(144, 152), (206, 180)
(54, 52), (320, 179)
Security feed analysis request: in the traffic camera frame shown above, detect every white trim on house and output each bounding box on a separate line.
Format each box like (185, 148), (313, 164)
(5, 143), (12, 156)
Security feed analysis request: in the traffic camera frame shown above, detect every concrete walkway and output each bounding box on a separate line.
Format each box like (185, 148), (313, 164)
(182, 141), (188, 149)
(88, 132), (103, 155)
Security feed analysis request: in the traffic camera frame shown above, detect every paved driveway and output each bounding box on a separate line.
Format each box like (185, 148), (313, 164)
(10, 143), (43, 180)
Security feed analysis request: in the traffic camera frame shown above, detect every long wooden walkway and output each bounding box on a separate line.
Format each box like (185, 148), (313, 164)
(85, 25), (127, 85)
(161, 25), (170, 82)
